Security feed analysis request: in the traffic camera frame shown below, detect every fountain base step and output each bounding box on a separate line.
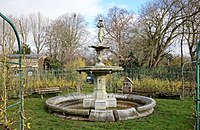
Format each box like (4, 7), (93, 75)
(89, 110), (115, 121)
(95, 100), (106, 109)
(83, 97), (117, 110)
(83, 98), (95, 108)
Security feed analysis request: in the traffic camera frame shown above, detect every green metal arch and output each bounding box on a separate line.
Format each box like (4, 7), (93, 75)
(195, 40), (200, 130)
(0, 13), (23, 130)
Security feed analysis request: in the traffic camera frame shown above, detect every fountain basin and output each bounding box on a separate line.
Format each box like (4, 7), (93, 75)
(45, 93), (156, 121)
(77, 66), (123, 74)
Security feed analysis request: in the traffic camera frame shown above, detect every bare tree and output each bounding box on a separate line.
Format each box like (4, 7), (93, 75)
(45, 13), (89, 63)
(103, 6), (135, 63)
(135, 0), (199, 67)
(0, 15), (18, 54)
(182, 0), (200, 62)
(19, 15), (29, 52)
(29, 12), (49, 55)
(45, 21), (60, 58)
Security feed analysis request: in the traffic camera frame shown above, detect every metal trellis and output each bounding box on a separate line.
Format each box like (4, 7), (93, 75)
(0, 13), (23, 130)
(195, 40), (200, 130)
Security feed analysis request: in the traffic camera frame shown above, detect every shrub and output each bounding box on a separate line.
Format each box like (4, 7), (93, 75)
(132, 78), (182, 94)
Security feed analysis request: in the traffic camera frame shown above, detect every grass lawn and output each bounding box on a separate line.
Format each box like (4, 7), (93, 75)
(4, 84), (194, 130)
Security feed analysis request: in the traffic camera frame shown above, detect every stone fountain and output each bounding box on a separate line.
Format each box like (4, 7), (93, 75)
(77, 18), (123, 111)
(45, 18), (156, 122)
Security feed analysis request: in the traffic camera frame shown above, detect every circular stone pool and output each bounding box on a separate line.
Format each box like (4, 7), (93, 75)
(45, 93), (156, 121)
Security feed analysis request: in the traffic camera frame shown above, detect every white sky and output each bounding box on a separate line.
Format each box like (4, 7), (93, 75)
(0, 0), (101, 22)
(0, 0), (150, 23)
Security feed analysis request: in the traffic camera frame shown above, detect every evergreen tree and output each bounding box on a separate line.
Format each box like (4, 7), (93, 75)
(14, 44), (31, 54)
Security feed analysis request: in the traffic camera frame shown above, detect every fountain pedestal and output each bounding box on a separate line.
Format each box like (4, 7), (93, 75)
(83, 74), (117, 110)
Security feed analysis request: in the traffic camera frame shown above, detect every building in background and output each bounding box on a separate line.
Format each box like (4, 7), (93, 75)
(7, 54), (46, 70)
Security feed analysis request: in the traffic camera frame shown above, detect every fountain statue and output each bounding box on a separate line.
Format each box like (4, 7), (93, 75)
(45, 18), (156, 122)
(97, 18), (104, 45)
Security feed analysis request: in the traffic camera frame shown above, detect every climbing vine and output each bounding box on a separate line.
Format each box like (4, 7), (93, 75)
(0, 19), (10, 129)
